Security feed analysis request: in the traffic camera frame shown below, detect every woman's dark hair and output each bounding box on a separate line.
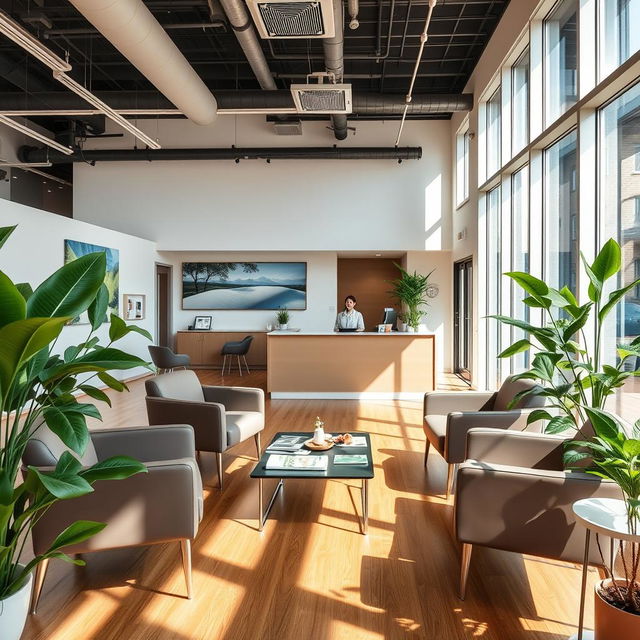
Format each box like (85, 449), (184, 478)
(344, 295), (357, 305)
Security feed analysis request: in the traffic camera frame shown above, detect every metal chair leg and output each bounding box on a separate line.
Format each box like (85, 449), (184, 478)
(459, 543), (473, 600)
(424, 439), (430, 468)
(446, 463), (458, 499)
(30, 558), (50, 614)
(237, 355), (242, 376)
(180, 539), (193, 599)
(243, 355), (250, 374)
(216, 452), (224, 490)
(254, 432), (261, 458)
(222, 355), (227, 375)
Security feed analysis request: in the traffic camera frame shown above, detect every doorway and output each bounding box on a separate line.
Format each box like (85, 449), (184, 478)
(155, 264), (172, 348)
(453, 257), (473, 384)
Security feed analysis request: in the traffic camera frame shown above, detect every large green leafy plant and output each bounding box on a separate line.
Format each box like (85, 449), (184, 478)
(388, 264), (435, 331)
(0, 225), (150, 603)
(493, 239), (639, 614)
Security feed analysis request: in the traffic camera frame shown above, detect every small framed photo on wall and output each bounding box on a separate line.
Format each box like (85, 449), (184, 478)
(193, 315), (212, 331)
(123, 294), (146, 320)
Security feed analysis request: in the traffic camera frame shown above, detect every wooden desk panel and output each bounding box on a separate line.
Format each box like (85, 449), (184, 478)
(176, 331), (267, 368)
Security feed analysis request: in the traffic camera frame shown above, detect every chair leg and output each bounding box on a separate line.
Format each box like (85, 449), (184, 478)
(459, 543), (473, 600)
(243, 355), (250, 374)
(254, 432), (261, 458)
(180, 539), (193, 600)
(446, 463), (458, 499)
(424, 439), (430, 468)
(222, 355), (227, 375)
(216, 452), (224, 490)
(237, 355), (242, 376)
(30, 558), (50, 614)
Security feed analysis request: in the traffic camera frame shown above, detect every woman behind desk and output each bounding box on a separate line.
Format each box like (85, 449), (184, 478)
(334, 295), (365, 332)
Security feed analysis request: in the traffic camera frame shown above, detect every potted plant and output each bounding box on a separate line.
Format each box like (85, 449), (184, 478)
(276, 307), (290, 330)
(388, 265), (435, 332)
(492, 239), (639, 636)
(0, 225), (150, 639)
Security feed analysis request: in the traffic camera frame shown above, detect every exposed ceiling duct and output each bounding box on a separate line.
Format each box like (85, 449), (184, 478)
(20, 145), (422, 164)
(218, 0), (278, 90)
(323, 0), (347, 140)
(66, 0), (218, 125)
(347, 0), (360, 30)
(245, 0), (336, 39)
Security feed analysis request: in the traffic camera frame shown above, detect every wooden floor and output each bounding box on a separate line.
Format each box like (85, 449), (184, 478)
(22, 371), (598, 640)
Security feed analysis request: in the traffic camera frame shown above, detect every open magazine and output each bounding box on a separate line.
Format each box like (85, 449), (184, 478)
(266, 455), (328, 471)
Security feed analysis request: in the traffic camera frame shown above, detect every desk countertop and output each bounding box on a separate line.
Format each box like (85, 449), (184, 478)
(267, 331), (435, 337)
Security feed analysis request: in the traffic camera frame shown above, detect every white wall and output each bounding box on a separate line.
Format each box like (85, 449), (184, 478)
(159, 250), (338, 334)
(73, 117), (452, 252)
(0, 200), (157, 381)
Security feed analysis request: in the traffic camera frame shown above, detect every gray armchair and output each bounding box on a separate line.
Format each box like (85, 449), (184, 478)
(455, 428), (621, 599)
(145, 369), (265, 489)
(423, 376), (545, 497)
(23, 423), (202, 613)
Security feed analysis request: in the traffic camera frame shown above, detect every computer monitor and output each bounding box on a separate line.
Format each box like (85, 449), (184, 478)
(382, 307), (398, 330)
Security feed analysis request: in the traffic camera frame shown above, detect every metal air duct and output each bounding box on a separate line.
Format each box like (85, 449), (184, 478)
(323, 0), (347, 140)
(66, 0), (217, 125)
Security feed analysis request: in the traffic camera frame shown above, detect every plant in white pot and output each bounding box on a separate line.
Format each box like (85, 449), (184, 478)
(492, 239), (639, 637)
(0, 225), (149, 639)
(388, 265), (434, 332)
(276, 307), (290, 330)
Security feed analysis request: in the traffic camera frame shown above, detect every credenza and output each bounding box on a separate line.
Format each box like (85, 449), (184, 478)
(175, 331), (267, 368)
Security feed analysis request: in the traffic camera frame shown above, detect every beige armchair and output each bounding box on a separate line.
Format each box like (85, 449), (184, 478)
(423, 376), (545, 496)
(454, 428), (621, 599)
(145, 369), (264, 490)
(23, 423), (203, 613)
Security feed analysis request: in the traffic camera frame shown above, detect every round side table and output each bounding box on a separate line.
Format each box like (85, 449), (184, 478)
(570, 497), (640, 640)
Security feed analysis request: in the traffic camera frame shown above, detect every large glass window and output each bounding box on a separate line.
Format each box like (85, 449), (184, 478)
(600, 0), (640, 80)
(600, 81), (640, 421)
(486, 186), (502, 386)
(486, 88), (502, 177)
(512, 49), (530, 155)
(456, 127), (470, 205)
(544, 130), (578, 292)
(511, 166), (530, 372)
(545, 0), (578, 125)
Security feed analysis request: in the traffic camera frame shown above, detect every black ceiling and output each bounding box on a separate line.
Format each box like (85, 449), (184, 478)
(0, 0), (509, 99)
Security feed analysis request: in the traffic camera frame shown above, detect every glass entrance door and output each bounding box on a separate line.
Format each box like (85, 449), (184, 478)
(453, 257), (473, 383)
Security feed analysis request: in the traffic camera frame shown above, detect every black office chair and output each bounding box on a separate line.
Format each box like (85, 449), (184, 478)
(220, 336), (254, 376)
(148, 345), (191, 374)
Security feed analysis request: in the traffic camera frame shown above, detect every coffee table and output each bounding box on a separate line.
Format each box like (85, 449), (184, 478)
(250, 431), (374, 534)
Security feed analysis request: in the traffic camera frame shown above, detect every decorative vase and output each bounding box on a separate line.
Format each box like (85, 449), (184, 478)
(406, 326), (416, 333)
(594, 579), (640, 640)
(279, 324), (288, 331)
(0, 565), (33, 640)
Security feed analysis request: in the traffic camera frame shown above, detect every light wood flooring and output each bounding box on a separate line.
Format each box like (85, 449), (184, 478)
(22, 370), (598, 640)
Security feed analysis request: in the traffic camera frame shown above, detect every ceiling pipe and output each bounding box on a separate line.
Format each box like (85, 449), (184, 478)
(20, 145), (422, 164)
(217, 0), (277, 91)
(323, 0), (347, 140)
(66, 0), (218, 125)
(348, 0), (360, 29)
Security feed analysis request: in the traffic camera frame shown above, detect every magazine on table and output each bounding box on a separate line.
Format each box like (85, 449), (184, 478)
(333, 454), (368, 465)
(266, 435), (306, 452)
(266, 454), (329, 471)
(334, 436), (367, 447)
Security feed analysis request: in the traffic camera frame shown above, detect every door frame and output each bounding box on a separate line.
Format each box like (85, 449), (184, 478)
(155, 262), (173, 348)
(453, 256), (473, 385)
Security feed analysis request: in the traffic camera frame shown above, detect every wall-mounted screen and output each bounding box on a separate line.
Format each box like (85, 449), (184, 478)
(181, 262), (307, 310)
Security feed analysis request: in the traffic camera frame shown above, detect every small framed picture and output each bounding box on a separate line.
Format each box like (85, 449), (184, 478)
(377, 324), (386, 333)
(193, 315), (212, 331)
(123, 294), (145, 320)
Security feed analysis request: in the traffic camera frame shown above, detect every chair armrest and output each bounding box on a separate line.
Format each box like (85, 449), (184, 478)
(465, 428), (566, 470)
(423, 391), (495, 417)
(31, 459), (202, 555)
(91, 425), (195, 463)
(454, 460), (621, 565)
(145, 396), (227, 452)
(445, 410), (534, 463)
(202, 385), (265, 414)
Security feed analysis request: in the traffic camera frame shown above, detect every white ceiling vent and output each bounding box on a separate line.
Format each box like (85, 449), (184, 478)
(246, 0), (335, 39)
(290, 72), (352, 114)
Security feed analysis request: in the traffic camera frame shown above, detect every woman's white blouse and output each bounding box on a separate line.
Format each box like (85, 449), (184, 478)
(334, 309), (365, 331)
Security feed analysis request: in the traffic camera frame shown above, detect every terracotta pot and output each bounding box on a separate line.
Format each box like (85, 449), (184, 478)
(595, 579), (640, 640)
(0, 565), (33, 640)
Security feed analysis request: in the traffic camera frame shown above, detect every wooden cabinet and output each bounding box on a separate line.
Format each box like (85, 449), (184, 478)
(176, 331), (267, 368)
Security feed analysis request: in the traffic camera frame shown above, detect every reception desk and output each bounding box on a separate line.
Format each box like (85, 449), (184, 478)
(267, 331), (435, 399)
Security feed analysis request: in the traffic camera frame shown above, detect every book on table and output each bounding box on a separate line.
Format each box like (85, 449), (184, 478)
(266, 435), (306, 452)
(335, 436), (367, 447)
(333, 454), (368, 465)
(266, 454), (329, 471)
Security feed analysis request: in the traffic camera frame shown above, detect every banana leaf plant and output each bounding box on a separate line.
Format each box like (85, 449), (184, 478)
(492, 238), (639, 614)
(0, 225), (151, 602)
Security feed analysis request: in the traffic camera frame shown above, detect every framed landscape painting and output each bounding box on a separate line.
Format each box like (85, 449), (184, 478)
(182, 262), (307, 310)
(65, 239), (119, 324)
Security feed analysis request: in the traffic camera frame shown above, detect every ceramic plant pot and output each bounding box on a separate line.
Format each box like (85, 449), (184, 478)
(594, 579), (640, 640)
(0, 565), (33, 640)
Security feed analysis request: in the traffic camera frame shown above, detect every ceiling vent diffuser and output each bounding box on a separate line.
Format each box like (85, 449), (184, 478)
(290, 72), (352, 114)
(246, 0), (335, 39)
